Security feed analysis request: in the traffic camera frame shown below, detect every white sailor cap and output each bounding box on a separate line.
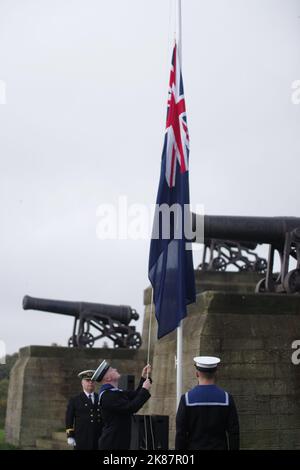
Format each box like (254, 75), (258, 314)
(78, 370), (95, 380)
(91, 360), (110, 382)
(193, 356), (221, 372)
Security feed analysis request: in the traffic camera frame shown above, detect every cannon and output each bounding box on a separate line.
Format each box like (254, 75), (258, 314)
(192, 214), (300, 294)
(23, 295), (142, 349)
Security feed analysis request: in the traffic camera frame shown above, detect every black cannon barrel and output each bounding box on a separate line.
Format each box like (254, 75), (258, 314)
(22, 295), (139, 325)
(192, 214), (300, 245)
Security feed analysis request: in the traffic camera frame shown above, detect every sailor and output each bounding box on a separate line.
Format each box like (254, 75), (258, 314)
(65, 369), (102, 450)
(92, 360), (151, 450)
(175, 356), (239, 450)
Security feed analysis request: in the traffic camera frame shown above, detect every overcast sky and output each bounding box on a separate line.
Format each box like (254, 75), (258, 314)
(0, 0), (299, 354)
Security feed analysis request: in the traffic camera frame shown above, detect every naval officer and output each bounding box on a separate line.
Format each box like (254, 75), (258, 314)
(92, 360), (152, 450)
(175, 356), (239, 450)
(65, 370), (102, 450)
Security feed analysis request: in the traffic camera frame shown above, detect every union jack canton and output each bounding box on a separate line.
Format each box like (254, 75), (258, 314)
(165, 43), (190, 188)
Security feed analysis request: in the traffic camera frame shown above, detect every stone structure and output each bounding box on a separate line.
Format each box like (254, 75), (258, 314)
(143, 271), (300, 449)
(5, 346), (147, 448)
(5, 271), (300, 449)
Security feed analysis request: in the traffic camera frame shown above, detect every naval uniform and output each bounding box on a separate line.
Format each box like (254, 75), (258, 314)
(66, 392), (102, 450)
(98, 377), (151, 450)
(175, 384), (239, 450)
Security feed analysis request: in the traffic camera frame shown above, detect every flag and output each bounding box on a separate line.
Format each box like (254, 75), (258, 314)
(148, 43), (196, 339)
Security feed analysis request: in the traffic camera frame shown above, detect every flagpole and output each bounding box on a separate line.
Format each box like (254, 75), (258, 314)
(176, 0), (183, 409)
(176, 0), (182, 61)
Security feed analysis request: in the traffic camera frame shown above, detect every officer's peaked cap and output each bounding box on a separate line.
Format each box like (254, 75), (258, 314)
(78, 370), (95, 380)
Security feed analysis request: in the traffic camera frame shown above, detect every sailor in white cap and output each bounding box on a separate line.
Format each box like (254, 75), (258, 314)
(175, 356), (239, 450)
(92, 360), (152, 450)
(65, 369), (102, 450)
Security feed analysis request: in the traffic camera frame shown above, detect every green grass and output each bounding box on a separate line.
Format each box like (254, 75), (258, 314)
(0, 429), (19, 450)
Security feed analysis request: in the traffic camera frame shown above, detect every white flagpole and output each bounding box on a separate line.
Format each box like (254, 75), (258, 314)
(176, 0), (183, 409)
(176, 0), (182, 61)
(176, 324), (183, 407)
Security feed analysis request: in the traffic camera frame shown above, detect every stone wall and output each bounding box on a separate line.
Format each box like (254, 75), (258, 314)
(6, 271), (300, 449)
(5, 346), (147, 447)
(143, 272), (300, 449)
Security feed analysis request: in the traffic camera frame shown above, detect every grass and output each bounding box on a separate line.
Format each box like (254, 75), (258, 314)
(0, 429), (19, 450)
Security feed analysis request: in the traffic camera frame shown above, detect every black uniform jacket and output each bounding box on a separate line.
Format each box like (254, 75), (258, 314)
(98, 378), (151, 450)
(175, 384), (239, 450)
(66, 392), (102, 450)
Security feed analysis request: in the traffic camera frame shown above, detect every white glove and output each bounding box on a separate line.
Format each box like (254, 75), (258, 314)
(67, 437), (76, 446)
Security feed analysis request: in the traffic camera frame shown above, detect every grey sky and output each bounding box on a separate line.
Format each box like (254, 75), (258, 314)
(0, 0), (299, 354)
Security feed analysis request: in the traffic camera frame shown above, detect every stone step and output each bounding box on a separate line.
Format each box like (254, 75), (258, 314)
(35, 438), (71, 450)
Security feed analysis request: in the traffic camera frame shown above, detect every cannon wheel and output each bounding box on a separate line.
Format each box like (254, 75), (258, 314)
(212, 257), (226, 272)
(283, 269), (300, 294)
(126, 332), (142, 349)
(198, 262), (209, 271)
(255, 278), (266, 293)
(77, 333), (95, 348)
(68, 336), (78, 347)
(254, 258), (267, 274)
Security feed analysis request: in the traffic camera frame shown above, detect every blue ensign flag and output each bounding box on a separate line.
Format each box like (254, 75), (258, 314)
(148, 43), (196, 339)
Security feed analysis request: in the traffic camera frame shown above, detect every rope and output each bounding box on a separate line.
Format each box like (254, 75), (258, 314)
(143, 415), (148, 450)
(142, 415), (156, 450)
(146, 288), (153, 376)
(149, 415), (155, 449)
